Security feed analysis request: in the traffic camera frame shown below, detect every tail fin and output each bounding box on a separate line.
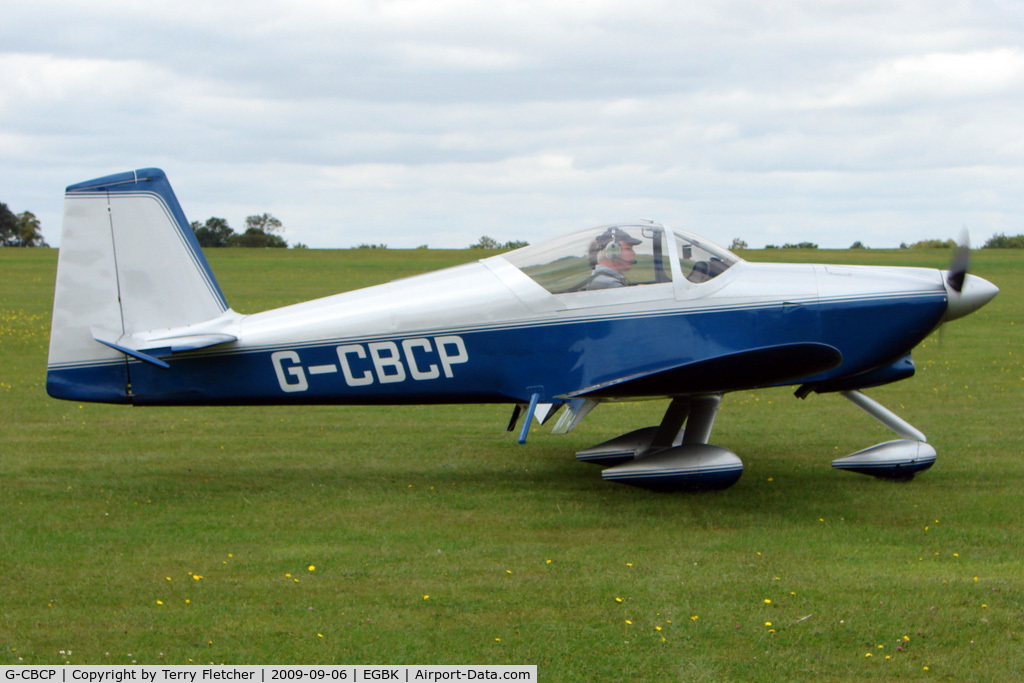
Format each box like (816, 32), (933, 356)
(47, 168), (232, 402)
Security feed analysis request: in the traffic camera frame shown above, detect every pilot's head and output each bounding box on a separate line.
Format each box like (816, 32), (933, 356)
(590, 228), (641, 273)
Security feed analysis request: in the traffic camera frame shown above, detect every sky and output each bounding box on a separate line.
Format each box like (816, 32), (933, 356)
(2, 0), (1023, 249)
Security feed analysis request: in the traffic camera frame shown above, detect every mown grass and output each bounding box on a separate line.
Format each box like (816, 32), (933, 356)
(1, 245), (1021, 680)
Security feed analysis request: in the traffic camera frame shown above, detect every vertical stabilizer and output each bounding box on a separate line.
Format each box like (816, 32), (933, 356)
(47, 168), (230, 402)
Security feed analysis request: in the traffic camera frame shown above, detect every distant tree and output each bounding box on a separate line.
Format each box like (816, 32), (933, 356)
(729, 238), (748, 251)
(191, 217), (235, 247)
(245, 213), (283, 235)
(415, 244), (429, 250)
(292, 242), (309, 249)
(502, 239), (529, 249)
(470, 235), (500, 249)
(225, 213), (287, 248)
(781, 242), (818, 249)
(983, 233), (1024, 248)
(849, 240), (867, 249)
(908, 238), (956, 249)
(0, 203), (14, 245)
(229, 227), (288, 248)
(1, 204), (48, 246)
(355, 243), (388, 249)
(14, 211), (48, 247)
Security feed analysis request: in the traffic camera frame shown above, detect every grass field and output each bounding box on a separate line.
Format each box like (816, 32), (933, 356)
(1, 245), (1021, 680)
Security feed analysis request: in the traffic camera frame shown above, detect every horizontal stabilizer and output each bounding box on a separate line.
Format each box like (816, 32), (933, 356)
(566, 342), (842, 399)
(92, 334), (170, 369)
(91, 318), (238, 368)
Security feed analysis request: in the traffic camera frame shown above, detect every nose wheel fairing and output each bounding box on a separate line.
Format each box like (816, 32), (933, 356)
(831, 390), (936, 481)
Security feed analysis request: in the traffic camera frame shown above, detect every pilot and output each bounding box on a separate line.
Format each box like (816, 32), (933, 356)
(586, 228), (642, 289)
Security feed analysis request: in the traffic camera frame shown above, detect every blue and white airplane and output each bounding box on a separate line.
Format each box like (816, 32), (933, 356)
(47, 169), (999, 491)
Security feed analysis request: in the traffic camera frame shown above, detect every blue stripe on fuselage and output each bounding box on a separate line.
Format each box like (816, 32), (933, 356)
(42, 293), (948, 406)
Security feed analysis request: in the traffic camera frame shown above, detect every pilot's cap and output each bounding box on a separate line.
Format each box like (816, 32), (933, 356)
(596, 227), (642, 248)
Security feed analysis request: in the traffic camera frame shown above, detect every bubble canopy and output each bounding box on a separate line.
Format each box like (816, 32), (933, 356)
(499, 223), (740, 294)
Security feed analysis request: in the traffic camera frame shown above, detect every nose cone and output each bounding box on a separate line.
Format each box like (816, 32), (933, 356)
(943, 272), (999, 322)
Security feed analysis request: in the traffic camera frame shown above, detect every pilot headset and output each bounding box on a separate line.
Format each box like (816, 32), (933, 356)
(603, 240), (622, 261)
(601, 229), (637, 264)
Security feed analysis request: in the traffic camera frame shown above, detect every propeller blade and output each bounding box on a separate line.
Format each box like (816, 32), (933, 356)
(945, 230), (970, 293)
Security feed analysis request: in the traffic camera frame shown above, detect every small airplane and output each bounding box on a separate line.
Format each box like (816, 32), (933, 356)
(47, 168), (999, 491)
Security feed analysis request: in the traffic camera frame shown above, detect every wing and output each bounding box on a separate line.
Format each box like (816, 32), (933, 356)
(565, 342), (843, 399)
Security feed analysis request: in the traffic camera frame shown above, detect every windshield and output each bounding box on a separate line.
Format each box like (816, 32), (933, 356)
(501, 224), (672, 294)
(673, 229), (737, 283)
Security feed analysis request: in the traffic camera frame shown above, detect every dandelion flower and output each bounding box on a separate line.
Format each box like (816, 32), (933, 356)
(156, 600), (163, 605)
(625, 620), (632, 625)
(690, 616), (699, 621)
(615, 597), (623, 603)
(765, 622), (772, 627)
(764, 599), (771, 604)
(308, 565), (315, 572)
(423, 595), (430, 600)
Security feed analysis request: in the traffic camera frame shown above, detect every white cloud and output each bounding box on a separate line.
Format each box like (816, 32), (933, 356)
(1, 0), (1022, 249)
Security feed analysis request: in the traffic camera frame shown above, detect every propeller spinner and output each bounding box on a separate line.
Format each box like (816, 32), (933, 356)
(941, 233), (999, 322)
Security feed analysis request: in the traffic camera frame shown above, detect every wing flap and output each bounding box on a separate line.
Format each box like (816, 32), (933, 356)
(565, 342), (843, 399)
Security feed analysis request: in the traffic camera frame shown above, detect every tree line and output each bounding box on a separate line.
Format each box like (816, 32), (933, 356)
(0, 203), (47, 247)
(5, 197), (1024, 251)
(191, 214), (298, 248)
